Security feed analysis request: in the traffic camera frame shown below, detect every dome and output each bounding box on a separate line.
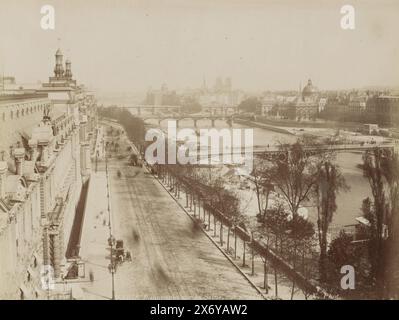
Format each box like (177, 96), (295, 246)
(302, 79), (318, 96)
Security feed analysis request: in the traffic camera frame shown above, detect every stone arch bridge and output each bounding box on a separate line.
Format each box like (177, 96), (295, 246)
(124, 104), (239, 116)
(141, 115), (237, 127)
(121, 105), (238, 127)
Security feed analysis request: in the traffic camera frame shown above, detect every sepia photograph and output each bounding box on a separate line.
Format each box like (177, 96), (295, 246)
(0, 0), (398, 307)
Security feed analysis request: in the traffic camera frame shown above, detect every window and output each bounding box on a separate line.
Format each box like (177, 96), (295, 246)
(10, 110), (13, 119)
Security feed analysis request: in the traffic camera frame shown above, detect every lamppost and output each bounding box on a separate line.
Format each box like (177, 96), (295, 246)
(95, 149), (99, 173)
(104, 137), (116, 300)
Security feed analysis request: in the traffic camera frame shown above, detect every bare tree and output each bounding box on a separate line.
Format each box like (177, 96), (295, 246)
(268, 140), (323, 299)
(269, 141), (321, 222)
(263, 202), (289, 298)
(251, 159), (274, 221)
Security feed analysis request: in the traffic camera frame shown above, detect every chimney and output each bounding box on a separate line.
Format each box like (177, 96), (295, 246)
(40, 141), (50, 164)
(14, 148), (25, 176)
(65, 59), (72, 79)
(29, 139), (38, 162)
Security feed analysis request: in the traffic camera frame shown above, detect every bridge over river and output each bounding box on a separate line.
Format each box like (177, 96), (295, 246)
(189, 143), (396, 165)
(123, 104), (239, 116)
(121, 105), (239, 127)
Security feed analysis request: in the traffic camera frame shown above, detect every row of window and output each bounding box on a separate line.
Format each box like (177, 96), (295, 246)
(1, 103), (50, 121)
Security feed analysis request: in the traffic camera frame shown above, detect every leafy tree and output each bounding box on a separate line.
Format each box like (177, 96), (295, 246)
(238, 97), (261, 113)
(263, 204), (290, 254)
(98, 106), (146, 149)
(314, 161), (348, 283)
(286, 215), (315, 241)
(328, 231), (359, 271)
(362, 148), (399, 298)
(181, 97), (202, 114)
(251, 159), (274, 221)
(327, 230), (365, 296)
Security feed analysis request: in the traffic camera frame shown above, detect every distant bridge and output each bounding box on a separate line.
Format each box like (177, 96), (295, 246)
(254, 143), (395, 158)
(121, 104), (239, 117)
(122, 105), (182, 115)
(120, 105), (239, 127)
(193, 143), (396, 163)
(141, 114), (238, 127)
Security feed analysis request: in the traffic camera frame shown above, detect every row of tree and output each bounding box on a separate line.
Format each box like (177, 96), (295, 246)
(250, 139), (399, 299)
(154, 162), (327, 298)
(98, 106), (146, 149)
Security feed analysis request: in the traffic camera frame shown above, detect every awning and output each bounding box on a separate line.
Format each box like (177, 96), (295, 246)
(356, 216), (371, 226)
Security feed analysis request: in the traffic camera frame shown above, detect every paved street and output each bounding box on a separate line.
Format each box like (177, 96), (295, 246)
(78, 158), (262, 299)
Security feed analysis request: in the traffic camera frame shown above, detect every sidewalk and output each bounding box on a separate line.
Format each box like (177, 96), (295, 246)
(77, 170), (114, 300)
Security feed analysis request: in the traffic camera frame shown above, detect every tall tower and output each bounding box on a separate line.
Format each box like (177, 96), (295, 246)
(54, 48), (64, 78)
(224, 77), (232, 92)
(65, 59), (72, 79)
(202, 76), (206, 89)
(215, 77), (223, 92)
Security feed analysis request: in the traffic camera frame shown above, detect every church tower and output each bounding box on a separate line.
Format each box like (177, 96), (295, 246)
(54, 48), (64, 78)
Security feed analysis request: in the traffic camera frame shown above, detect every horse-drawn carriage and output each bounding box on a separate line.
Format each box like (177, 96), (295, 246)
(129, 153), (143, 167)
(114, 240), (132, 264)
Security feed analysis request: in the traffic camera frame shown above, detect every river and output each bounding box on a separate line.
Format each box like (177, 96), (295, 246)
(143, 117), (372, 235)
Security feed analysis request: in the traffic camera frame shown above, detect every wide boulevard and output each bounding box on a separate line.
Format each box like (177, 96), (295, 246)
(79, 157), (262, 299)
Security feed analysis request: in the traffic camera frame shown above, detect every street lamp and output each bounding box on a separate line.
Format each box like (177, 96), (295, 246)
(105, 137), (116, 300)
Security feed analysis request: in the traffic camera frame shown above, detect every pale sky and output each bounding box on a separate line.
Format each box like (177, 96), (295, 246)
(0, 0), (398, 92)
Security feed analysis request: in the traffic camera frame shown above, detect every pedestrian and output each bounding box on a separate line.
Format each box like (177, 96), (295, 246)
(125, 251), (132, 262)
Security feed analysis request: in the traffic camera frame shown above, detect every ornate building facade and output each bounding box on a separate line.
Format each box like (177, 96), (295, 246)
(273, 79), (320, 121)
(0, 49), (97, 299)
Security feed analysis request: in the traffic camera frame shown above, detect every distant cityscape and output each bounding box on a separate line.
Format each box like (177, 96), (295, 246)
(124, 76), (399, 133)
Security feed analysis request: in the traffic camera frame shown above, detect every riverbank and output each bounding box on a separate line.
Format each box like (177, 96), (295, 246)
(234, 118), (294, 135)
(248, 116), (361, 130)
